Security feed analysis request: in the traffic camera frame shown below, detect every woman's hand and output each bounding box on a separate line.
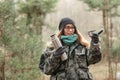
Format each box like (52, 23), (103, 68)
(53, 47), (65, 58)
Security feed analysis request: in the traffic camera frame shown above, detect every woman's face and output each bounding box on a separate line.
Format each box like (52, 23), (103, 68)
(63, 24), (75, 36)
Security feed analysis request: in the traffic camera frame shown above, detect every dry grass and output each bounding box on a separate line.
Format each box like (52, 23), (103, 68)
(89, 62), (108, 80)
(89, 61), (120, 80)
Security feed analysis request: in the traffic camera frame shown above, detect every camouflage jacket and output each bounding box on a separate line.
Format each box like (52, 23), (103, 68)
(39, 41), (102, 80)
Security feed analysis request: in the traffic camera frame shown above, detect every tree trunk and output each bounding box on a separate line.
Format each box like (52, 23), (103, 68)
(0, 57), (5, 80)
(102, 0), (115, 79)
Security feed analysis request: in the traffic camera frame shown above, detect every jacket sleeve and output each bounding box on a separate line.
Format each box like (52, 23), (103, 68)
(87, 42), (102, 65)
(39, 46), (61, 75)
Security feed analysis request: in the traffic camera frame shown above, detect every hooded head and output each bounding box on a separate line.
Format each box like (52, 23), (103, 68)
(57, 17), (90, 48)
(58, 17), (76, 31)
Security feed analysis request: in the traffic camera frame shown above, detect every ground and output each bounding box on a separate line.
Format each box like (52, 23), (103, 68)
(89, 61), (120, 80)
(89, 62), (108, 80)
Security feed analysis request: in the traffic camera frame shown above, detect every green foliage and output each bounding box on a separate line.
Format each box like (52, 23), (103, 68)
(80, 0), (120, 16)
(109, 0), (120, 8)
(18, 0), (57, 27)
(0, 0), (57, 80)
(2, 14), (43, 80)
(0, 0), (15, 46)
(82, 0), (104, 9)
(0, 0), (14, 18)
(3, 16), (43, 80)
(18, 0), (57, 14)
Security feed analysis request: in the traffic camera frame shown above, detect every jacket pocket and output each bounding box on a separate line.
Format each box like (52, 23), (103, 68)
(74, 48), (87, 67)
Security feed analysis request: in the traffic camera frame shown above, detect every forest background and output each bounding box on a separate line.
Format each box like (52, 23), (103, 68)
(0, 0), (120, 80)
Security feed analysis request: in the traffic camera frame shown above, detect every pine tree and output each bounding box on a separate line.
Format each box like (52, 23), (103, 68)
(0, 0), (57, 80)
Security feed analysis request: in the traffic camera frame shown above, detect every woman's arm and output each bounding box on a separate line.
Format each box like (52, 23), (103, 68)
(39, 47), (61, 75)
(87, 42), (102, 65)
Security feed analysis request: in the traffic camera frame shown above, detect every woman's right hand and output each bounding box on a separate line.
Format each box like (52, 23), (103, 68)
(53, 47), (65, 58)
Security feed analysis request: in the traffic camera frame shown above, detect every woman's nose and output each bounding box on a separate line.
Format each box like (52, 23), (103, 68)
(69, 28), (73, 31)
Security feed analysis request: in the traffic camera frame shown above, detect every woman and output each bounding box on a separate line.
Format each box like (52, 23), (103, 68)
(39, 17), (102, 80)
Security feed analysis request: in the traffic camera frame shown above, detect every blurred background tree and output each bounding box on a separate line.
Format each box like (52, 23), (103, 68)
(18, 0), (57, 35)
(79, 0), (120, 79)
(0, 0), (57, 80)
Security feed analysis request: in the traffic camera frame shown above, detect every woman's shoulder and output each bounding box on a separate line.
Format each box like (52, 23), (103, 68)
(42, 42), (55, 56)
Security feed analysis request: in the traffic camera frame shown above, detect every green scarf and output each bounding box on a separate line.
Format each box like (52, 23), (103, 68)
(60, 34), (77, 46)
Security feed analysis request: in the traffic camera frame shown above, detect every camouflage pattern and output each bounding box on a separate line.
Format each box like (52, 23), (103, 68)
(39, 41), (101, 80)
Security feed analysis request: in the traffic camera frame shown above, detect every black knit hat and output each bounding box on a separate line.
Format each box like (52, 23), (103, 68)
(58, 17), (76, 30)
